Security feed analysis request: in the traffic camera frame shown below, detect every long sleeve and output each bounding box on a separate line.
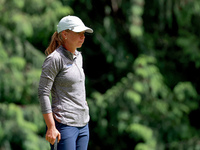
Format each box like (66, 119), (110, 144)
(38, 52), (62, 114)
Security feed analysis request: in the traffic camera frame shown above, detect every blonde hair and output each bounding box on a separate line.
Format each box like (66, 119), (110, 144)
(45, 31), (65, 56)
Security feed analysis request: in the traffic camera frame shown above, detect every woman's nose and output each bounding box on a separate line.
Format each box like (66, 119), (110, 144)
(80, 33), (85, 39)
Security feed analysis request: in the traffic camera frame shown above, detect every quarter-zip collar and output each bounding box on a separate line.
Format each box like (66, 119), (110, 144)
(59, 45), (79, 61)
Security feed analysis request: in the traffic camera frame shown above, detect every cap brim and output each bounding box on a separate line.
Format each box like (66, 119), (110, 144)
(72, 26), (93, 33)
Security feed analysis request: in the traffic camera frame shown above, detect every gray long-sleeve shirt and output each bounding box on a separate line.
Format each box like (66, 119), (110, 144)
(38, 46), (89, 127)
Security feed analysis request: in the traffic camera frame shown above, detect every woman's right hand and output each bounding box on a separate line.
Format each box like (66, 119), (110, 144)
(46, 126), (61, 145)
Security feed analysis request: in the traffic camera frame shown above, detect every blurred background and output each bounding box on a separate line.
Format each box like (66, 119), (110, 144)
(0, 0), (200, 149)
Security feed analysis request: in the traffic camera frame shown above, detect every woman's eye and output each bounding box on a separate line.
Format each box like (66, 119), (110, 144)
(77, 32), (85, 35)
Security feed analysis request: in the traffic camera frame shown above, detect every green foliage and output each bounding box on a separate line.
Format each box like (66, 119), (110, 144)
(0, 0), (73, 104)
(143, 0), (200, 88)
(0, 0), (73, 149)
(0, 103), (49, 150)
(174, 82), (198, 102)
(127, 123), (156, 146)
(129, 0), (144, 37)
(125, 89), (141, 104)
(22, 105), (46, 135)
(88, 54), (199, 149)
(176, 33), (200, 68)
(0, 0), (200, 149)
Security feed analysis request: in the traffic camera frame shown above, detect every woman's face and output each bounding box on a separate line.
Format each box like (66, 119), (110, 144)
(65, 30), (85, 50)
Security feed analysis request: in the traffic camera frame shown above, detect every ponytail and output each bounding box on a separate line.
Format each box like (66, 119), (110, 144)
(45, 31), (64, 56)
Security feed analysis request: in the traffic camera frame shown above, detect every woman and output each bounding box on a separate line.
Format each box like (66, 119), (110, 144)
(38, 15), (93, 150)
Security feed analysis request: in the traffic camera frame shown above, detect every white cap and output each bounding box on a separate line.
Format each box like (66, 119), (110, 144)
(57, 16), (93, 33)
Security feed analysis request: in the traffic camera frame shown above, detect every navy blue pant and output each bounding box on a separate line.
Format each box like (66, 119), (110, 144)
(50, 121), (89, 150)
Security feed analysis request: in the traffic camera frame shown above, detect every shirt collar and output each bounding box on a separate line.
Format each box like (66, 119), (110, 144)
(59, 46), (79, 61)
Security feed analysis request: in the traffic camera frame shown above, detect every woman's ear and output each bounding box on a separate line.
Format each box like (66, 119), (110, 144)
(61, 30), (68, 39)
